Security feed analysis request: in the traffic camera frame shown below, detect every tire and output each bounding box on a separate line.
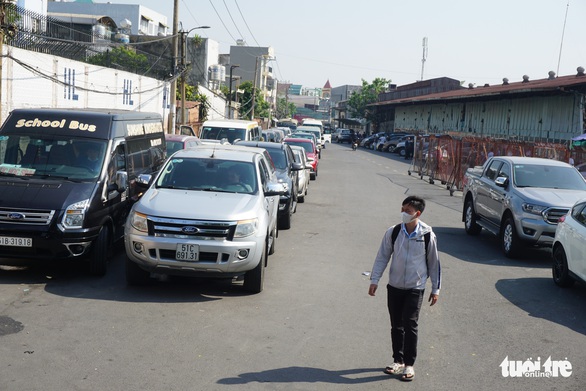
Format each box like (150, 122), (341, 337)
(501, 217), (522, 258)
(552, 245), (575, 287)
(268, 226), (277, 255)
(397, 147), (405, 157)
(279, 200), (292, 230)
(89, 226), (109, 276)
(464, 199), (482, 235)
(125, 256), (151, 285)
(298, 191), (305, 203)
(243, 242), (266, 293)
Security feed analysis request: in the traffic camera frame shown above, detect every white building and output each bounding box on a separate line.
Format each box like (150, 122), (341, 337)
(47, 0), (168, 37)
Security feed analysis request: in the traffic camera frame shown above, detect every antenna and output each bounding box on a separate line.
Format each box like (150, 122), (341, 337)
(556, 1), (570, 76)
(420, 37), (428, 81)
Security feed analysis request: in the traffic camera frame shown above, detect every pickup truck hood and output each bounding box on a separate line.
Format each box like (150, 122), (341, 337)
(516, 187), (585, 207)
(137, 188), (259, 220)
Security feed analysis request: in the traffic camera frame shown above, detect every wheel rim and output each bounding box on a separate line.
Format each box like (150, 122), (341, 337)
(503, 224), (513, 252)
(465, 205), (473, 229)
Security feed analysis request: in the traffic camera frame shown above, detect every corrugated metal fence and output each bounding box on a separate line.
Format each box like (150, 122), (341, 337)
(408, 135), (582, 195)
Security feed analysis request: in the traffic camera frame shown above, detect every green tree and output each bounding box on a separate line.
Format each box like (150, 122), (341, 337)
(348, 77), (390, 122)
(275, 97), (296, 119)
(86, 46), (149, 73)
(238, 81), (270, 120)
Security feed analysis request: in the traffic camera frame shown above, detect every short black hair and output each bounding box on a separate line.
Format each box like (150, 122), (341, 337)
(402, 195), (425, 213)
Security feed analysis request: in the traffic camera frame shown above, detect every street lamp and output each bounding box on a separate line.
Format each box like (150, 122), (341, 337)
(179, 25), (210, 127)
(228, 65), (239, 119)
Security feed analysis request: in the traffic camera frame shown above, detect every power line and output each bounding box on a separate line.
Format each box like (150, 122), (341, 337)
(234, 0), (260, 47)
(208, 0), (237, 43)
(222, 0), (245, 41)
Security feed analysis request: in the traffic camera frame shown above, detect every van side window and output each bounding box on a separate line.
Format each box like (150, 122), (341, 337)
(126, 135), (165, 176)
(107, 144), (126, 187)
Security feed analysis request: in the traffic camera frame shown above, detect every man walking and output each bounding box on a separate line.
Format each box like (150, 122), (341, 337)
(368, 195), (441, 382)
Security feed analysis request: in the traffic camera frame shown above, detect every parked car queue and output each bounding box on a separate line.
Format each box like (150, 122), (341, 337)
(127, 129), (322, 293)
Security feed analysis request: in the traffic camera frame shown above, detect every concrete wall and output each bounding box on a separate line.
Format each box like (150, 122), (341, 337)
(1, 45), (168, 127)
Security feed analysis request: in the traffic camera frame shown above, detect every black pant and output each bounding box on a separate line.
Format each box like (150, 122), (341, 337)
(387, 285), (425, 366)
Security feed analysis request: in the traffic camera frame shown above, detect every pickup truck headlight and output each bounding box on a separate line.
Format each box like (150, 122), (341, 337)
(130, 211), (148, 233)
(234, 218), (258, 238)
(522, 203), (547, 216)
(62, 199), (90, 229)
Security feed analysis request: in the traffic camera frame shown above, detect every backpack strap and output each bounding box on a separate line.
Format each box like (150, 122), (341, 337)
(392, 223), (431, 260)
(391, 224), (401, 251)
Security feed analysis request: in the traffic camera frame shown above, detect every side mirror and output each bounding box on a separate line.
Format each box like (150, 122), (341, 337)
(265, 182), (286, 196)
(114, 171), (128, 192)
(291, 162), (303, 171)
(135, 173), (152, 189)
(495, 176), (508, 187)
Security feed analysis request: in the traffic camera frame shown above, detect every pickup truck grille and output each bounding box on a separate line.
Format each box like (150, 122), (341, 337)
(148, 216), (237, 240)
(0, 207), (55, 225)
(544, 208), (569, 224)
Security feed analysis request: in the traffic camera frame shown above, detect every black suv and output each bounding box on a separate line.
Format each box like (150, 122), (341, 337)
(337, 129), (355, 144)
(237, 141), (303, 229)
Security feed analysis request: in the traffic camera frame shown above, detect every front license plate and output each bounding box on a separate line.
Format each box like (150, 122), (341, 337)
(0, 236), (32, 247)
(176, 243), (199, 261)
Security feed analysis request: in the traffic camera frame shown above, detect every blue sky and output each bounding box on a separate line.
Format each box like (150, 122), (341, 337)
(104, 0), (585, 89)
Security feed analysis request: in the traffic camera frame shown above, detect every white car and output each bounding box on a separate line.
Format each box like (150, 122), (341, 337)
(552, 199), (586, 288)
(124, 145), (285, 293)
(290, 146), (310, 203)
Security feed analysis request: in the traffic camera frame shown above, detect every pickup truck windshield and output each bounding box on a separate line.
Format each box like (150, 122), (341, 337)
(157, 158), (257, 194)
(513, 164), (586, 190)
(0, 134), (106, 180)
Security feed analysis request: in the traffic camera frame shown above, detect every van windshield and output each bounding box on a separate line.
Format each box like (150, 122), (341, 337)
(0, 134), (107, 180)
(200, 126), (246, 144)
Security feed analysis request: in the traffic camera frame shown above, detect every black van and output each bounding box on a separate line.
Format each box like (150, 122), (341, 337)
(0, 108), (166, 275)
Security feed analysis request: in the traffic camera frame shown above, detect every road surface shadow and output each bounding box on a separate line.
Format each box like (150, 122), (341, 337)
(433, 226), (552, 268)
(496, 277), (586, 335)
(217, 366), (390, 385)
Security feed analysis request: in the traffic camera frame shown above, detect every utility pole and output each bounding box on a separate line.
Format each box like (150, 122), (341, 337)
(420, 37), (428, 82)
(0, 0), (8, 124)
(228, 64), (239, 119)
(180, 31), (186, 125)
(251, 56), (259, 119)
(179, 26), (209, 125)
(167, 0), (180, 133)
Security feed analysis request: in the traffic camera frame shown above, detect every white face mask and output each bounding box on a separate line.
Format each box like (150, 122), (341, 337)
(401, 211), (416, 224)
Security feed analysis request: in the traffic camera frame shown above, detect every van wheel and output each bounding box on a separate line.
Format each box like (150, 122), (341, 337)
(89, 226), (109, 276)
(125, 256), (151, 285)
(243, 242), (266, 293)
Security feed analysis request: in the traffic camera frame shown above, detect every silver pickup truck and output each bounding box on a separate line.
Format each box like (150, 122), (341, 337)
(124, 145), (285, 293)
(462, 156), (586, 258)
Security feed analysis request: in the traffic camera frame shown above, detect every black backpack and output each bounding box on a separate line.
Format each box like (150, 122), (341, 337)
(391, 224), (431, 260)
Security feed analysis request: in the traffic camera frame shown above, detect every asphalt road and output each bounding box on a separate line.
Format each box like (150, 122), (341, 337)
(0, 142), (585, 391)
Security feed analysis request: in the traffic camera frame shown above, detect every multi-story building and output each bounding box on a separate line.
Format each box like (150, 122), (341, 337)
(47, 1), (168, 37)
(229, 45), (276, 111)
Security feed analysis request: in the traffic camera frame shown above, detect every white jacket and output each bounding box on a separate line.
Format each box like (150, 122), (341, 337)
(370, 221), (441, 295)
